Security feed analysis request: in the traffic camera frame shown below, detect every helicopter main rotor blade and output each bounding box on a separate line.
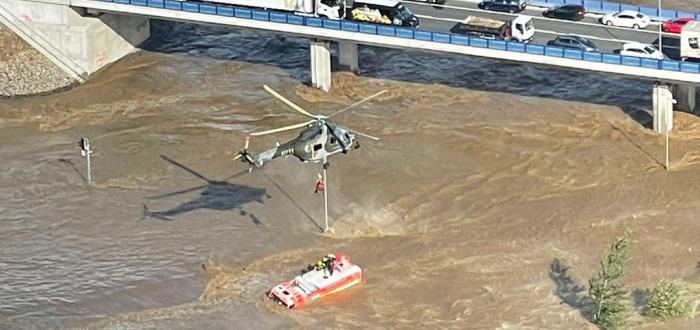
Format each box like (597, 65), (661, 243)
(349, 129), (380, 141)
(328, 90), (388, 118)
(249, 120), (315, 137)
(263, 85), (316, 119)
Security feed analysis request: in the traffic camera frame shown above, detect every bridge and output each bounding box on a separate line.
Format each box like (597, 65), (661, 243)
(1, 0), (698, 133)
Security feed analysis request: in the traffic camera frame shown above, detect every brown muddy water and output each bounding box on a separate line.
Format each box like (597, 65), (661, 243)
(2, 20), (700, 330)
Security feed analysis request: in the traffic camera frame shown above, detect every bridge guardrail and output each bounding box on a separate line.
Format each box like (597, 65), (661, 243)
(95, 0), (700, 75)
(528, 0), (700, 21)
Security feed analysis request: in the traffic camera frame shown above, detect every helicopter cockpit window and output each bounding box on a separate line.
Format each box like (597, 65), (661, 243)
(313, 144), (323, 151)
(330, 136), (337, 144)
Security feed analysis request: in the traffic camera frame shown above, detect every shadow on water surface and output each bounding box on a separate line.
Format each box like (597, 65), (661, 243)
(257, 168), (324, 232)
(549, 258), (594, 322)
(140, 20), (700, 128)
(631, 287), (649, 312)
(142, 155), (270, 224)
(58, 158), (87, 183)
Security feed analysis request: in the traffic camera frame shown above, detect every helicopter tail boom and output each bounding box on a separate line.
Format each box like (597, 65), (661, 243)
(234, 136), (283, 168)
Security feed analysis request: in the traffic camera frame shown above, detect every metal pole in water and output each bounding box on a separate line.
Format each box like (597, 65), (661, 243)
(323, 156), (329, 232)
(87, 145), (92, 183)
(79, 138), (92, 183)
(665, 121), (669, 170)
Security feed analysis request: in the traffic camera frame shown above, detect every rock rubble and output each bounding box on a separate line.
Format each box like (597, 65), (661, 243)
(0, 24), (76, 97)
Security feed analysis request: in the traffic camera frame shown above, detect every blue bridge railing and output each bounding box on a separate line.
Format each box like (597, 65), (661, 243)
(97, 0), (700, 76)
(529, 0), (700, 21)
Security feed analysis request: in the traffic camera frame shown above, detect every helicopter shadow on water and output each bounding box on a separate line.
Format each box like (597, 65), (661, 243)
(142, 155), (270, 226)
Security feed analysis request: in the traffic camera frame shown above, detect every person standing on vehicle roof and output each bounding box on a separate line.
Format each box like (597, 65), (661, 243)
(316, 257), (326, 271)
(323, 254), (336, 277)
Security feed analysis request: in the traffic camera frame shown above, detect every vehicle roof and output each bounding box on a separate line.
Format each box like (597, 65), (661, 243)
(512, 15), (532, 24)
(556, 4), (584, 9)
(615, 10), (643, 15)
(559, 34), (585, 39)
(623, 42), (654, 49)
(685, 20), (700, 31)
(352, 0), (400, 7)
(673, 17), (695, 22)
(558, 34), (596, 44)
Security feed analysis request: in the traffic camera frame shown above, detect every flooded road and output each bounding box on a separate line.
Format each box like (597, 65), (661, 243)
(2, 19), (700, 329)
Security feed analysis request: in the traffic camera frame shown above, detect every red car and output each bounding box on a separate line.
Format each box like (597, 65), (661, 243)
(661, 17), (695, 33)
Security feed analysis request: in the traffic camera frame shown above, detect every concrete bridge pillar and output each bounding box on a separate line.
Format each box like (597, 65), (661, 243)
(338, 41), (358, 73)
(310, 39), (331, 92)
(672, 83), (696, 113)
(0, 0), (150, 80)
(653, 82), (674, 134)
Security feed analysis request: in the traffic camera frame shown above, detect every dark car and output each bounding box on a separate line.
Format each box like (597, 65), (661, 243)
(547, 35), (598, 52)
(478, 0), (526, 13)
(542, 4), (586, 21)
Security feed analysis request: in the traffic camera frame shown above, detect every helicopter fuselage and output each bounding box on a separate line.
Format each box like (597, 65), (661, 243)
(251, 121), (357, 167)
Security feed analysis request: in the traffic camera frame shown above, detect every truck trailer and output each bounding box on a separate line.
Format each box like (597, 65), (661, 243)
(680, 20), (700, 62)
(200, 0), (346, 20)
(454, 15), (534, 43)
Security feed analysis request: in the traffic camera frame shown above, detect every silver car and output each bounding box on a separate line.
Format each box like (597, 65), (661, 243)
(547, 35), (599, 52)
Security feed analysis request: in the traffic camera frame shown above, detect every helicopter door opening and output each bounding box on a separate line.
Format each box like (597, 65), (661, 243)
(312, 143), (323, 158)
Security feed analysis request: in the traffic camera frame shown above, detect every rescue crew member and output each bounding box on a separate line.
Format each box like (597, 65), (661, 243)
(323, 254), (335, 276)
(314, 173), (325, 194)
(315, 256), (328, 271)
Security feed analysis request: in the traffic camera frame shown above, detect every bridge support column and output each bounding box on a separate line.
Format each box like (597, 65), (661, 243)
(653, 82), (674, 134)
(338, 41), (358, 73)
(672, 83), (696, 113)
(310, 39), (331, 92)
(0, 0), (150, 80)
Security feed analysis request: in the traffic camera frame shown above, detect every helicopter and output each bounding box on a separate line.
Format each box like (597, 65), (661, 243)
(234, 85), (387, 168)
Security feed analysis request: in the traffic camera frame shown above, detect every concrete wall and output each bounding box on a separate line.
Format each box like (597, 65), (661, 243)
(0, 0), (150, 79)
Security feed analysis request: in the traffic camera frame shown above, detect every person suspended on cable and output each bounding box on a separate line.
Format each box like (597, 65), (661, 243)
(314, 173), (325, 194)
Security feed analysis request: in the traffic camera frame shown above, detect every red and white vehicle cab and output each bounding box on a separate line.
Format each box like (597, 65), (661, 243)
(267, 253), (363, 308)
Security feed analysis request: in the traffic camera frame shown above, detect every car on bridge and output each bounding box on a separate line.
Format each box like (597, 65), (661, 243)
(542, 4), (586, 21)
(618, 42), (664, 60)
(405, 0), (446, 4)
(547, 35), (598, 52)
(477, 0), (526, 14)
(662, 17), (695, 33)
(600, 10), (651, 29)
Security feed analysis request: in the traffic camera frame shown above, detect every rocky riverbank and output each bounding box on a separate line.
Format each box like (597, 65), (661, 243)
(0, 24), (76, 98)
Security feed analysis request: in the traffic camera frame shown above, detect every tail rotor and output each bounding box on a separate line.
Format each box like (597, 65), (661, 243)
(234, 136), (255, 164)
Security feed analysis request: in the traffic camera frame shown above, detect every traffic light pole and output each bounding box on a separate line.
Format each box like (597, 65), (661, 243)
(86, 146), (92, 183)
(79, 138), (92, 183)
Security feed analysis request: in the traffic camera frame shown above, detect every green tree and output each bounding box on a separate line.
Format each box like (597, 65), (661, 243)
(588, 229), (632, 330)
(643, 279), (693, 321)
